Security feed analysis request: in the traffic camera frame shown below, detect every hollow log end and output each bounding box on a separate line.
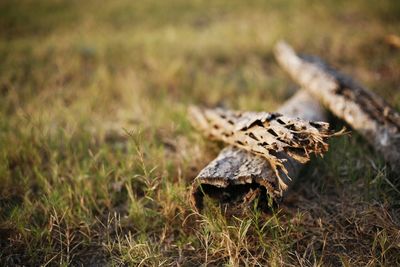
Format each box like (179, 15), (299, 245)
(189, 146), (294, 211)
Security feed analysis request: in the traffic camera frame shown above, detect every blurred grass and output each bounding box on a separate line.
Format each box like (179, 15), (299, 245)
(1, 0), (400, 265)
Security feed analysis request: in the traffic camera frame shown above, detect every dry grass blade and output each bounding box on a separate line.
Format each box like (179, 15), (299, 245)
(189, 106), (342, 189)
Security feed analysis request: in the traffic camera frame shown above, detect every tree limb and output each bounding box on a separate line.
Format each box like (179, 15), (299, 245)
(274, 41), (400, 171)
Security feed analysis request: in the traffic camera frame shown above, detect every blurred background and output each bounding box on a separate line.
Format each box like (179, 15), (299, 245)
(1, 0), (400, 265)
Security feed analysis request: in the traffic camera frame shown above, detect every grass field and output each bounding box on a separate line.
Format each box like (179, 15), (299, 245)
(1, 0), (400, 266)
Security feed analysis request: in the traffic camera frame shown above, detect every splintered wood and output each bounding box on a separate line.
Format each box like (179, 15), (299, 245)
(275, 41), (400, 171)
(190, 91), (328, 209)
(189, 106), (334, 189)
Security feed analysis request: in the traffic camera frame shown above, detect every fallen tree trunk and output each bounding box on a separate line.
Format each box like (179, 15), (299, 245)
(191, 90), (327, 209)
(274, 41), (400, 171)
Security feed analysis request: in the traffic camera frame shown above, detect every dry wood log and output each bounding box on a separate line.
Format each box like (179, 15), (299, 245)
(190, 90), (327, 209)
(189, 106), (333, 189)
(274, 41), (400, 171)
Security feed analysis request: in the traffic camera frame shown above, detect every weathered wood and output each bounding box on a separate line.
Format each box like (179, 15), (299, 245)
(191, 90), (327, 209)
(189, 106), (332, 189)
(274, 41), (400, 171)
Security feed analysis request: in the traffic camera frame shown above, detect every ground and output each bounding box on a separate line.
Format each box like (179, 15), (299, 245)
(1, 0), (400, 266)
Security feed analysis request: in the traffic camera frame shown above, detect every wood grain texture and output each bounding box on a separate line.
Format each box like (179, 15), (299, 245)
(275, 41), (400, 171)
(189, 106), (332, 189)
(191, 90), (327, 209)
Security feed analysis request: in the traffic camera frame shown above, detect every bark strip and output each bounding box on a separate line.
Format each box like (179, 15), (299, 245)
(274, 41), (400, 171)
(189, 106), (333, 190)
(191, 90), (327, 209)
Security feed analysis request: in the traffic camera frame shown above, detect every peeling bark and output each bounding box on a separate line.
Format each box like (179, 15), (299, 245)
(189, 106), (333, 190)
(274, 41), (400, 171)
(191, 90), (327, 209)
